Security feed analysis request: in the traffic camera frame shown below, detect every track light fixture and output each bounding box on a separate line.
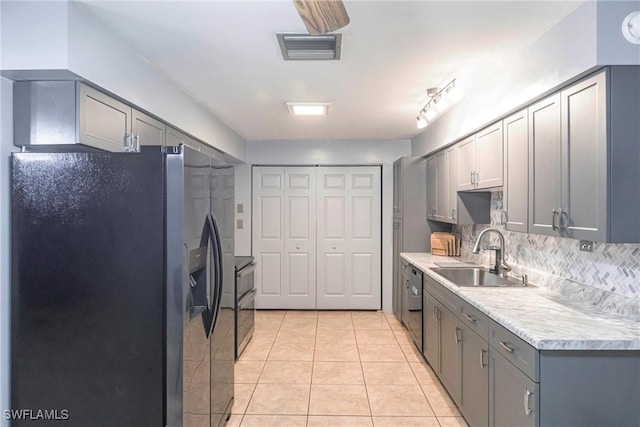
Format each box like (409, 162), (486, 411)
(415, 79), (463, 129)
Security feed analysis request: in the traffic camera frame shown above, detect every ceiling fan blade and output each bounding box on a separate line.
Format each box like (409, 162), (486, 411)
(293, 0), (350, 35)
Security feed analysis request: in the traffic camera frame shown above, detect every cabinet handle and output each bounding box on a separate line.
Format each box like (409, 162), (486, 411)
(558, 208), (564, 230)
(296, 245), (300, 249)
(474, 171), (479, 187)
(480, 349), (487, 369)
(470, 171), (474, 185)
(464, 313), (476, 323)
(433, 306), (437, 321)
(133, 134), (140, 151)
(524, 389), (532, 416)
(451, 208), (456, 219)
(499, 340), (514, 353)
(455, 326), (462, 343)
(551, 209), (558, 230)
(123, 133), (133, 151)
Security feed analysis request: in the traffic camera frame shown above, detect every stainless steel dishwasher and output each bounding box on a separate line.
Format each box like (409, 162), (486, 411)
(407, 265), (423, 351)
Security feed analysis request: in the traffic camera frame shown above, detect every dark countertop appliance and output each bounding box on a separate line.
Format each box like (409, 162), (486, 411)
(11, 145), (235, 427)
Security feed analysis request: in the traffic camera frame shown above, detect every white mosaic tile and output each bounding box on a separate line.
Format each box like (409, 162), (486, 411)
(454, 192), (640, 319)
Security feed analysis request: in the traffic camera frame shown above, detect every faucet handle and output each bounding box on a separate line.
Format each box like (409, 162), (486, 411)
(510, 273), (528, 286)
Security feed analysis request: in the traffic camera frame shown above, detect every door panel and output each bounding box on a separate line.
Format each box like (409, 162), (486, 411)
(254, 166), (380, 310)
(283, 167), (317, 309)
(529, 94), (561, 236)
(259, 253), (281, 295)
(504, 110), (529, 232)
(317, 166), (381, 310)
(253, 167), (285, 308)
(561, 72), (607, 241)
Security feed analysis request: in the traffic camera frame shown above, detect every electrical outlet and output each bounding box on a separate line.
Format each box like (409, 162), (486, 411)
(237, 203), (244, 214)
(579, 240), (594, 252)
(237, 219), (243, 229)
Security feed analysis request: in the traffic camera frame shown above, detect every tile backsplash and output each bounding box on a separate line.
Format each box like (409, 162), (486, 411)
(454, 192), (640, 319)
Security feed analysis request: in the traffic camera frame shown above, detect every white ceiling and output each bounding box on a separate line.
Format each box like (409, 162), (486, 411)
(79, 0), (582, 142)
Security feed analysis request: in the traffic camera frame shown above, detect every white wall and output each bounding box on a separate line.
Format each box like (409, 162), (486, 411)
(238, 139), (412, 312)
(1, 1), (247, 162)
(0, 77), (15, 427)
(411, 1), (599, 157)
(411, 1), (640, 158)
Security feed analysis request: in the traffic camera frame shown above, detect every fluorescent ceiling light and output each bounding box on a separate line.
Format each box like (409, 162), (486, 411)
(287, 102), (330, 116)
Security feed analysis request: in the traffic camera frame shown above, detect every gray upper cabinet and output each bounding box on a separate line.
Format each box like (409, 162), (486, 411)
(166, 126), (201, 151)
(560, 72), (606, 241)
(457, 135), (476, 191)
(445, 145), (458, 223)
(457, 123), (503, 191)
(475, 122), (503, 189)
(426, 155), (439, 221)
(14, 81), (134, 152)
(528, 94), (561, 237)
(503, 110), (529, 233)
(79, 84), (132, 152)
(528, 68), (640, 242)
(132, 109), (165, 146)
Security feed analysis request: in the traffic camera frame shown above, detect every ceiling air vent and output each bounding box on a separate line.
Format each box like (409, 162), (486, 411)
(276, 33), (342, 60)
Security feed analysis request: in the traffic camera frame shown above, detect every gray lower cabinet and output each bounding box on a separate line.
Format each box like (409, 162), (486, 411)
(400, 261), (412, 327)
(489, 348), (539, 427)
(422, 291), (439, 370)
(423, 274), (640, 427)
(438, 304), (461, 402)
(460, 324), (489, 427)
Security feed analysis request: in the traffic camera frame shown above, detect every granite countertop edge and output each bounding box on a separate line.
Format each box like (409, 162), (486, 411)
(401, 252), (640, 351)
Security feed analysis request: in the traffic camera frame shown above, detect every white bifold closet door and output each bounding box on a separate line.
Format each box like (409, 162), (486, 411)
(253, 167), (317, 309)
(252, 166), (381, 310)
(316, 167), (381, 309)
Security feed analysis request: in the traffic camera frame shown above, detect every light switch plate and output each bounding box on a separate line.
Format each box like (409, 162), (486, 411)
(237, 203), (243, 214)
(237, 219), (243, 229)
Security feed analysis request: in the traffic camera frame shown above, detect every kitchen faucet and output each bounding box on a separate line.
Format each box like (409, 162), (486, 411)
(472, 228), (512, 277)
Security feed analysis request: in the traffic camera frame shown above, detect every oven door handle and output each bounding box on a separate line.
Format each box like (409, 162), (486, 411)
(237, 262), (256, 279)
(238, 288), (257, 308)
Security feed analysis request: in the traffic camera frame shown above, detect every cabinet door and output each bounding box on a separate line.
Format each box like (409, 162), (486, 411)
(434, 151), (448, 222)
(132, 109), (165, 146)
(393, 159), (402, 217)
(439, 305), (461, 403)
(561, 71), (607, 241)
(457, 136), (476, 191)
(423, 292), (439, 371)
(489, 348), (539, 427)
(401, 268), (412, 326)
(476, 122), (503, 189)
(426, 156), (438, 220)
(446, 145), (458, 223)
(528, 94), (561, 236)
(78, 83), (131, 152)
(166, 126), (201, 151)
(503, 110), (529, 232)
(460, 325), (489, 427)
(392, 219), (402, 317)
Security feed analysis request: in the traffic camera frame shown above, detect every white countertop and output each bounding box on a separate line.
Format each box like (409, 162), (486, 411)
(401, 252), (640, 351)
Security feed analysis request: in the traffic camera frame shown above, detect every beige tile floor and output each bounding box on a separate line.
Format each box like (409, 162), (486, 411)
(229, 310), (468, 427)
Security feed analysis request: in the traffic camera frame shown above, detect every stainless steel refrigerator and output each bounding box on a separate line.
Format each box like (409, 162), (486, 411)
(11, 145), (234, 427)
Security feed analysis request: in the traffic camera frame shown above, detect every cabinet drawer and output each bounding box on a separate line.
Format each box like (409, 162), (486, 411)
(460, 299), (489, 339)
(424, 276), (460, 314)
(489, 320), (538, 381)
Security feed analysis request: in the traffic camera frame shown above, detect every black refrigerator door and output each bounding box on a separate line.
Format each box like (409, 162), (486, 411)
(209, 161), (235, 426)
(11, 150), (165, 427)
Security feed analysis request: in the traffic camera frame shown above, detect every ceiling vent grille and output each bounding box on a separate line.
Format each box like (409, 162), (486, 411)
(277, 33), (342, 60)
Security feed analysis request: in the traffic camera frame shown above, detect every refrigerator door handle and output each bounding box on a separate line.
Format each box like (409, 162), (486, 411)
(208, 213), (224, 336)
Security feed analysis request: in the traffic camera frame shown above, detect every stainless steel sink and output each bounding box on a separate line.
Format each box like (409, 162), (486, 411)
(430, 267), (531, 287)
